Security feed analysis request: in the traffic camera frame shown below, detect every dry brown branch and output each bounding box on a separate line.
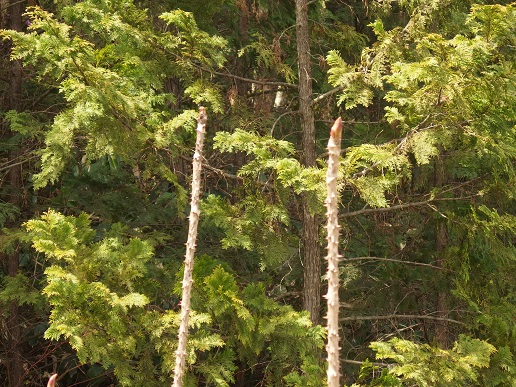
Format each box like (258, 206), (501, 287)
(198, 66), (297, 89)
(341, 359), (391, 368)
(178, 154), (244, 182)
(341, 195), (479, 218)
(340, 314), (466, 326)
(313, 86), (344, 104)
(343, 256), (443, 270)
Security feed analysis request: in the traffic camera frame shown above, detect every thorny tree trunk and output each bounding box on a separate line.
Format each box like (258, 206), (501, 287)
(172, 107), (207, 387)
(1, 0), (25, 385)
(325, 118), (342, 387)
(295, 0), (321, 326)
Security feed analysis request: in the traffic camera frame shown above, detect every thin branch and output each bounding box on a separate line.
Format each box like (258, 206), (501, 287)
(341, 196), (478, 218)
(178, 154), (243, 182)
(313, 86), (344, 104)
(343, 256), (443, 270)
(201, 161), (244, 182)
(340, 314), (466, 326)
(31, 86), (60, 109)
(198, 65), (297, 89)
(0, 155), (39, 173)
(341, 358), (391, 368)
(0, 0), (26, 11)
(270, 110), (299, 135)
(272, 290), (302, 302)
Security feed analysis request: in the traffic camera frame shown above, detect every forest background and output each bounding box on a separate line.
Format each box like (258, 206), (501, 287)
(0, 0), (515, 385)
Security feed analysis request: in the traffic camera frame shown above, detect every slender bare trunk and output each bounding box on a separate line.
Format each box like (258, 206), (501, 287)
(172, 107), (207, 387)
(434, 152), (449, 348)
(295, 0), (321, 326)
(1, 0), (25, 384)
(325, 118), (342, 387)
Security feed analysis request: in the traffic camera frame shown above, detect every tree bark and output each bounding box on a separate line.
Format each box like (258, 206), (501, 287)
(434, 152), (449, 348)
(1, 0), (25, 385)
(325, 118), (342, 387)
(295, 0), (321, 326)
(172, 107), (207, 387)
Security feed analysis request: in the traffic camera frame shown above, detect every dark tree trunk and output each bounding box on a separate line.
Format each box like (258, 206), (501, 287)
(434, 152), (449, 348)
(295, 0), (321, 325)
(1, 0), (25, 384)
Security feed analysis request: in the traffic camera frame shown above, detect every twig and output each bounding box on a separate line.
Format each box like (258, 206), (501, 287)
(341, 195), (478, 218)
(270, 110), (299, 135)
(313, 86), (344, 104)
(340, 314), (466, 326)
(198, 66), (297, 89)
(178, 154), (244, 182)
(341, 358), (391, 368)
(343, 256), (443, 270)
(0, 155), (39, 173)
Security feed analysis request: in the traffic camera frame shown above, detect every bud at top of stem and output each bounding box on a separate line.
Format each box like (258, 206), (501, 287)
(47, 374), (57, 387)
(330, 117), (342, 143)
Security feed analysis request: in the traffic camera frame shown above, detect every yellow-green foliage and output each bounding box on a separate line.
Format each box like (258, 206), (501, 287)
(1, 3), (226, 189)
(369, 335), (496, 386)
(24, 212), (324, 386)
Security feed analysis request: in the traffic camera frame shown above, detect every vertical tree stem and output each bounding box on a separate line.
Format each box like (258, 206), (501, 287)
(296, 0), (321, 326)
(325, 117), (342, 387)
(2, 0), (24, 385)
(172, 107), (208, 387)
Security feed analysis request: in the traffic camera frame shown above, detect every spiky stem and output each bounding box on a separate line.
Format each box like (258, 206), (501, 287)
(325, 117), (342, 387)
(172, 107), (207, 387)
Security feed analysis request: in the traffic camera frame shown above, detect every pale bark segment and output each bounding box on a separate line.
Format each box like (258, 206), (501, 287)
(47, 374), (58, 387)
(325, 117), (342, 387)
(172, 107), (207, 387)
